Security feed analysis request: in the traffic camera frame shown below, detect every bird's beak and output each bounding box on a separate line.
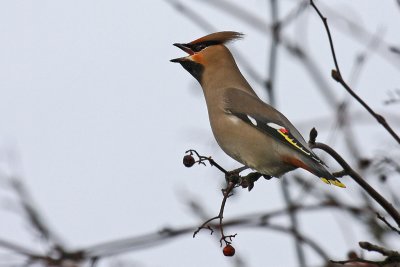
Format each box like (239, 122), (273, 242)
(170, 43), (194, 63)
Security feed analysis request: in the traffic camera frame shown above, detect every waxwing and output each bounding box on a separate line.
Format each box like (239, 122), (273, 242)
(171, 31), (345, 188)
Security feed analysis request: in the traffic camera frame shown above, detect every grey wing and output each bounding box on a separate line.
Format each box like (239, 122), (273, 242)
(223, 88), (325, 165)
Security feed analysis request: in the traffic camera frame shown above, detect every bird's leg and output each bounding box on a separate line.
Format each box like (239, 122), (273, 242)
(224, 165), (248, 185)
(239, 172), (263, 191)
(225, 165), (272, 191)
(231, 165), (249, 174)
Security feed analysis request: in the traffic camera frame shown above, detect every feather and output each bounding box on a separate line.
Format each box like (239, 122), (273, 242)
(189, 31), (244, 45)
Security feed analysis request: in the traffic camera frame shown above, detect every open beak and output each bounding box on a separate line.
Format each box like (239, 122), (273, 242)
(170, 43), (194, 63)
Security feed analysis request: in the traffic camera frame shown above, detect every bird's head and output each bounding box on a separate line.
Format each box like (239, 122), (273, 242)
(171, 31), (243, 84)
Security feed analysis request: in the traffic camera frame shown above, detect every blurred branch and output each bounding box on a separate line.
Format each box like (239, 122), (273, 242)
(2, 198), (374, 264)
(0, 238), (39, 257)
(0, 236), (85, 267)
(310, 0), (400, 145)
(8, 178), (65, 253)
(196, 0), (270, 33)
(308, 128), (400, 228)
(384, 89), (400, 105)
(291, 174), (392, 242)
(165, 0), (215, 32)
(331, 241), (400, 266)
(84, 227), (191, 258)
(278, 0), (308, 29)
(265, 0), (279, 106)
(258, 224), (329, 261)
(318, 1), (400, 71)
(377, 213), (400, 235)
(281, 176), (306, 267)
(84, 219), (330, 262)
(1, 169), (389, 266)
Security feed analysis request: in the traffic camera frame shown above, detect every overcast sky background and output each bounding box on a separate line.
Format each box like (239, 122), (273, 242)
(0, 0), (399, 266)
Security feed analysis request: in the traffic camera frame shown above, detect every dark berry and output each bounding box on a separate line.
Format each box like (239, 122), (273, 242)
(223, 244), (235, 257)
(183, 155), (195, 167)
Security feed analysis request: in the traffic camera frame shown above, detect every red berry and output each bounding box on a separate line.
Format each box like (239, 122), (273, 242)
(183, 155), (195, 167)
(223, 244), (235, 257)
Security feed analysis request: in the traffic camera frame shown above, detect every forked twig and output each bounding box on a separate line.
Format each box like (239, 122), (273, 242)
(185, 150), (268, 246)
(193, 181), (237, 246)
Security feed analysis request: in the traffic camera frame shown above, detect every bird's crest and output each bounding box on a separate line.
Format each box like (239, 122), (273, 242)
(189, 31), (244, 45)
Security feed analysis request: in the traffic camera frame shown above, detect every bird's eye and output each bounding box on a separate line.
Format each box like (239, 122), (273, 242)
(192, 43), (207, 52)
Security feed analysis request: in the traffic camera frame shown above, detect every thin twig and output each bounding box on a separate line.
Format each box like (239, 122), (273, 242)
(359, 241), (400, 257)
(376, 213), (400, 235)
(310, 0), (400, 144)
(186, 149), (228, 174)
(193, 182), (237, 246)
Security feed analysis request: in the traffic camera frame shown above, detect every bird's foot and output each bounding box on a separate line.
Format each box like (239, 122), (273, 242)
(239, 172), (263, 191)
(225, 171), (241, 185)
(224, 166), (248, 184)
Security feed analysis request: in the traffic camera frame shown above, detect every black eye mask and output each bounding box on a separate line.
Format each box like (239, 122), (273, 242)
(186, 41), (221, 52)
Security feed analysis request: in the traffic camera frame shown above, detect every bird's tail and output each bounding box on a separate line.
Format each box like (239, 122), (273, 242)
(319, 176), (346, 188)
(285, 156), (346, 188)
(313, 165), (346, 188)
(303, 158), (346, 188)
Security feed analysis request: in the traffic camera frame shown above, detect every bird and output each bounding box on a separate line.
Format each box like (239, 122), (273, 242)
(171, 31), (345, 188)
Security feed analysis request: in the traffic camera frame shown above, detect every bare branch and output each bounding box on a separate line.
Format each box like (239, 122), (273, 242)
(332, 241), (400, 266)
(359, 241), (400, 258)
(193, 181), (237, 247)
(310, 0), (400, 144)
(308, 129), (400, 228)
(280, 176), (306, 267)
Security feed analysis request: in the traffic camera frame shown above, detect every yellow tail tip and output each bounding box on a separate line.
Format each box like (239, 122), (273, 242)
(320, 177), (330, 184)
(320, 177), (346, 188)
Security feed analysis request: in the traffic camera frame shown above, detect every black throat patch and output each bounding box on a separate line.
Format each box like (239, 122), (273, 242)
(179, 60), (204, 84)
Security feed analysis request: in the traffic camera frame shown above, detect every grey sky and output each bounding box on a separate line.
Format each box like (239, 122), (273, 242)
(0, 0), (399, 266)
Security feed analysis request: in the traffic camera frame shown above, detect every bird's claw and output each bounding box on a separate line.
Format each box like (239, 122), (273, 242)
(240, 172), (263, 191)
